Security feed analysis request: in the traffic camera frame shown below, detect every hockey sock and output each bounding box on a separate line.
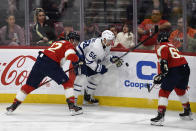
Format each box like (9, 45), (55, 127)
(65, 88), (75, 103)
(158, 89), (171, 112)
(15, 84), (35, 102)
(174, 88), (189, 108)
(74, 84), (82, 97)
(158, 105), (166, 113)
(74, 84), (82, 104)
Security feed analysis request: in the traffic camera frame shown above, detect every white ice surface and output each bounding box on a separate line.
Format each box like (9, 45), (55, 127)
(0, 103), (195, 131)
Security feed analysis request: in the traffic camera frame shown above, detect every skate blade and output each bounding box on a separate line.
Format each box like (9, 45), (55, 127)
(70, 110), (83, 116)
(151, 121), (164, 126)
(0, 110), (12, 116)
(83, 101), (99, 106)
(180, 116), (193, 121)
(5, 110), (13, 115)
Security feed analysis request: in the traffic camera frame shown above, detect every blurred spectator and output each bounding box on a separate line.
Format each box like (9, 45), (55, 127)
(84, 23), (100, 40)
(0, 14), (25, 46)
(114, 23), (134, 49)
(31, 8), (56, 46)
(7, 0), (17, 15)
(41, 0), (62, 22)
(166, 0), (182, 30)
(188, 0), (196, 28)
(108, 24), (118, 38)
(138, 8), (171, 50)
(57, 22), (73, 40)
(169, 17), (196, 51)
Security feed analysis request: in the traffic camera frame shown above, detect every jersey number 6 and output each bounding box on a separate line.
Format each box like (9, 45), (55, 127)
(169, 47), (181, 58)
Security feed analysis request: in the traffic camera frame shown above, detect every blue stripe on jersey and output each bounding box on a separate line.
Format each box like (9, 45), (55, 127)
(95, 64), (100, 72)
(86, 58), (94, 64)
(78, 45), (85, 56)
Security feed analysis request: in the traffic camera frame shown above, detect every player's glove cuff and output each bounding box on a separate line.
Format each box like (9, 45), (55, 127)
(153, 73), (166, 84)
(110, 56), (124, 67)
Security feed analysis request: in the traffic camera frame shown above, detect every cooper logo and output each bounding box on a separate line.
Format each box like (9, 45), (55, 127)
(0, 55), (36, 86)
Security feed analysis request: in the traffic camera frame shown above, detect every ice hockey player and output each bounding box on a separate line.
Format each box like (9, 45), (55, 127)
(151, 32), (193, 126)
(6, 32), (83, 116)
(74, 30), (124, 105)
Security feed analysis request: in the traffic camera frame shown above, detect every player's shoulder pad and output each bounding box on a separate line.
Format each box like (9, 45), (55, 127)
(91, 38), (104, 55)
(157, 45), (167, 56)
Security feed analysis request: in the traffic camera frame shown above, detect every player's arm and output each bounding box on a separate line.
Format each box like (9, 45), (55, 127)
(154, 45), (169, 84)
(65, 48), (79, 62)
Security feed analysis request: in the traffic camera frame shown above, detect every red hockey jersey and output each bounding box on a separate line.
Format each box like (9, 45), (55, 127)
(43, 40), (78, 64)
(156, 42), (187, 68)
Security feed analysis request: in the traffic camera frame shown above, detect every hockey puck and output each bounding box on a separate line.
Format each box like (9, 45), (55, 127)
(125, 62), (129, 67)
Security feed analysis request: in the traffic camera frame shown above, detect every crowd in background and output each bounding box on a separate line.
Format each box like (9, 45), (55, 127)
(0, 0), (196, 53)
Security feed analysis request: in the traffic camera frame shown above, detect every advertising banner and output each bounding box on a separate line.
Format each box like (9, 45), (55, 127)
(0, 49), (196, 102)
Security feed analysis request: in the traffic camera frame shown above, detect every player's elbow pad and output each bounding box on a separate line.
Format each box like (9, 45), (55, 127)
(67, 54), (79, 62)
(160, 59), (168, 75)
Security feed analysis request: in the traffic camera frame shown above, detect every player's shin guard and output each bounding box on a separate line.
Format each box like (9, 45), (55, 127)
(6, 84), (35, 114)
(65, 88), (83, 116)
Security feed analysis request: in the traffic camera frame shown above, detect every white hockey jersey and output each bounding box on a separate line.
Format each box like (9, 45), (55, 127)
(76, 38), (112, 72)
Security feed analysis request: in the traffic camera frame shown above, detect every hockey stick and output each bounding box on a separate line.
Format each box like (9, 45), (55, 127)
(146, 83), (160, 93)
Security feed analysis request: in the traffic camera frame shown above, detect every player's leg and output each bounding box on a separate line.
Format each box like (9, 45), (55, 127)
(50, 63), (82, 115)
(175, 64), (192, 120)
(6, 84), (36, 114)
(151, 88), (171, 126)
(84, 74), (101, 104)
(174, 88), (193, 120)
(63, 81), (83, 116)
(151, 71), (176, 126)
(6, 59), (45, 113)
(74, 75), (85, 105)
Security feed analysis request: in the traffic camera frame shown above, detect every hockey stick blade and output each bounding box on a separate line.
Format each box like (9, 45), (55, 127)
(147, 83), (157, 93)
(146, 83), (151, 92)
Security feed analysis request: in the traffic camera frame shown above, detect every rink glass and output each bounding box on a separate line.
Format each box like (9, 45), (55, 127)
(0, 0), (195, 53)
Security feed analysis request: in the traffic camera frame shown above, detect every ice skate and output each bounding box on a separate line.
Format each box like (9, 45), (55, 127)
(179, 107), (193, 120)
(151, 112), (165, 126)
(84, 90), (99, 105)
(6, 101), (21, 115)
(67, 99), (83, 116)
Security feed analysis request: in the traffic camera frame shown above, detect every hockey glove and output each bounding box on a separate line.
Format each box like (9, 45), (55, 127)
(153, 73), (166, 84)
(110, 56), (124, 67)
(160, 59), (168, 75)
(100, 65), (108, 74)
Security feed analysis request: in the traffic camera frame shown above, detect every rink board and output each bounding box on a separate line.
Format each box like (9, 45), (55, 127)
(0, 49), (196, 112)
